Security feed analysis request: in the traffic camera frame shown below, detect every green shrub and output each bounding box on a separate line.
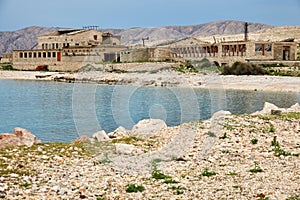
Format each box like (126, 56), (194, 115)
(201, 168), (217, 177)
(222, 62), (267, 75)
(249, 161), (263, 173)
(125, 184), (145, 193)
(251, 138), (258, 144)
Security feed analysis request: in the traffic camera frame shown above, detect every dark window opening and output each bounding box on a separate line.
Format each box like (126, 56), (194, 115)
(33, 52), (37, 58)
(52, 52), (56, 57)
(94, 35), (97, 40)
(255, 44), (262, 52)
(43, 52), (46, 58)
(24, 52), (27, 58)
(29, 52), (32, 58)
(19, 52), (23, 58)
(47, 52), (51, 58)
(38, 52), (41, 58)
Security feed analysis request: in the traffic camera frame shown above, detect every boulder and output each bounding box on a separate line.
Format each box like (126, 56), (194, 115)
(92, 130), (110, 142)
(115, 143), (143, 155)
(252, 102), (280, 115)
(107, 126), (129, 139)
(252, 102), (300, 115)
(132, 119), (167, 138)
(287, 103), (300, 112)
(13, 127), (38, 147)
(0, 128), (39, 148)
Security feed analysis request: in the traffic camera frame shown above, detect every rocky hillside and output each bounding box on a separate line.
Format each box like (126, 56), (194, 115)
(197, 26), (300, 43)
(0, 26), (59, 56)
(0, 20), (272, 56)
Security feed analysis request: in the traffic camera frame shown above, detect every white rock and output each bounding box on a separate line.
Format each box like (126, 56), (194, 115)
(252, 102), (280, 115)
(132, 119), (166, 138)
(92, 130), (110, 142)
(115, 143), (143, 155)
(107, 126), (129, 139)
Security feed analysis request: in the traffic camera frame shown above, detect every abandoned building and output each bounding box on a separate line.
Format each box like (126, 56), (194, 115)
(11, 28), (127, 71)
(158, 37), (299, 66)
(119, 47), (179, 62)
(2, 23), (299, 71)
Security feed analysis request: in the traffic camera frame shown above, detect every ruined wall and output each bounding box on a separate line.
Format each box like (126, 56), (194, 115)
(120, 48), (150, 62)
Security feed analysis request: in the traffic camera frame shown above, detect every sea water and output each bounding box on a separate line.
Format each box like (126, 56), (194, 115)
(0, 80), (299, 142)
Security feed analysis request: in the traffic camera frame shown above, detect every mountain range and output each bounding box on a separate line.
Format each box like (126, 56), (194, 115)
(0, 20), (276, 56)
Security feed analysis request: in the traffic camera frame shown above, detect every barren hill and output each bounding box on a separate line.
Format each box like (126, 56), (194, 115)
(197, 26), (300, 43)
(0, 20), (272, 56)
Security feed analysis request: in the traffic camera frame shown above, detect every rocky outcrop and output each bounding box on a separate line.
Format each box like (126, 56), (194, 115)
(107, 126), (129, 139)
(132, 119), (167, 139)
(92, 130), (110, 142)
(252, 102), (300, 115)
(0, 127), (40, 148)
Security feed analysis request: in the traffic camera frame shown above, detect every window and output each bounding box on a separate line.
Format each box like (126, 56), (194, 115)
(19, 52), (23, 58)
(48, 52), (51, 57)
(38, 52), (41, 58)
(94, 35), (97, 40)
(75, 43), (79, 46)
(43, 52), (46, 58)
(29, 52), (32, 58)
(33, 52), (37, 58)
(265, 44), (272, 51)
(56, 43), (59, 49)
(52, 52), (56, 58)
(24, 52), (27, 58)
(255, 44), (262, 52)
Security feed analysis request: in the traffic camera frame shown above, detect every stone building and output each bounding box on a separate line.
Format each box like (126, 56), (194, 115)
(120, 47), (179, 62)
(158, 37), (299, 66)
(0, 53), (13, 63)
(12, 29), (127, 71)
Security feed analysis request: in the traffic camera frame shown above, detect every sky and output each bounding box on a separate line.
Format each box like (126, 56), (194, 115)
(0, 0), (299, 31)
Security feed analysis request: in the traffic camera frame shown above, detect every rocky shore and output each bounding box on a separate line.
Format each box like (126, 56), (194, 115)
(1, 70), (300, 93)
(0, 103), (299, 199)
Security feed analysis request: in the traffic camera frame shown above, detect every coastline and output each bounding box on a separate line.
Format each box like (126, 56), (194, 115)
(0, 70), (300, 93)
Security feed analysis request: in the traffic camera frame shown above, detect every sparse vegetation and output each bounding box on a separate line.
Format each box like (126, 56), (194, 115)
(222, 62), (267, 75)
(201, 168), (217, 177)
(0, 62), (14, 70)
(269, 123), (275, 132)
(175, 61), (198, 73)
(219, 132), (228, 139)
(251, 138), (258, 144)
(205, 131), (216, 137)
(249, 161), (263, 173)
(271, 136), (299, 157)
(125, 184), (145, 193)
(170, 186), (186, 195)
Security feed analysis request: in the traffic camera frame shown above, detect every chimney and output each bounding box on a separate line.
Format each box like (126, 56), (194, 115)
(244, 22), (248, 41)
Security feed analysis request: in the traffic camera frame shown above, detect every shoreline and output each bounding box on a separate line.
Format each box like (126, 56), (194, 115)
(0, 70), (300, 93)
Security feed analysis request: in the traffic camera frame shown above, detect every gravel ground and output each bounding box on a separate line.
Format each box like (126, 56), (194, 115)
(0, 112), (299, 199)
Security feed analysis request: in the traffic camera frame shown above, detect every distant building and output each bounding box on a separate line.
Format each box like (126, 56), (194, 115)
(159, 37), (299, 66)
(12, 29), (127, 71)
(0, 53), (13, 63)
(120, 47), (179, 62)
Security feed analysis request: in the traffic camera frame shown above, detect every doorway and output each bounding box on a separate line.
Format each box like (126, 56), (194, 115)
(282, 46), (290, 60)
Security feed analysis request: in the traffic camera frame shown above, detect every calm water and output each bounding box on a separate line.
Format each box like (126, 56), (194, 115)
(0, 80), (299, 142)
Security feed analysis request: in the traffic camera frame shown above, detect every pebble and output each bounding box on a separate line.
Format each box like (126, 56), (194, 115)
(0, 112), (299, 199)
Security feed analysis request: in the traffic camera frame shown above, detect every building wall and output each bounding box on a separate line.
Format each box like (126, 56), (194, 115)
(0, 53), (13, 63)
